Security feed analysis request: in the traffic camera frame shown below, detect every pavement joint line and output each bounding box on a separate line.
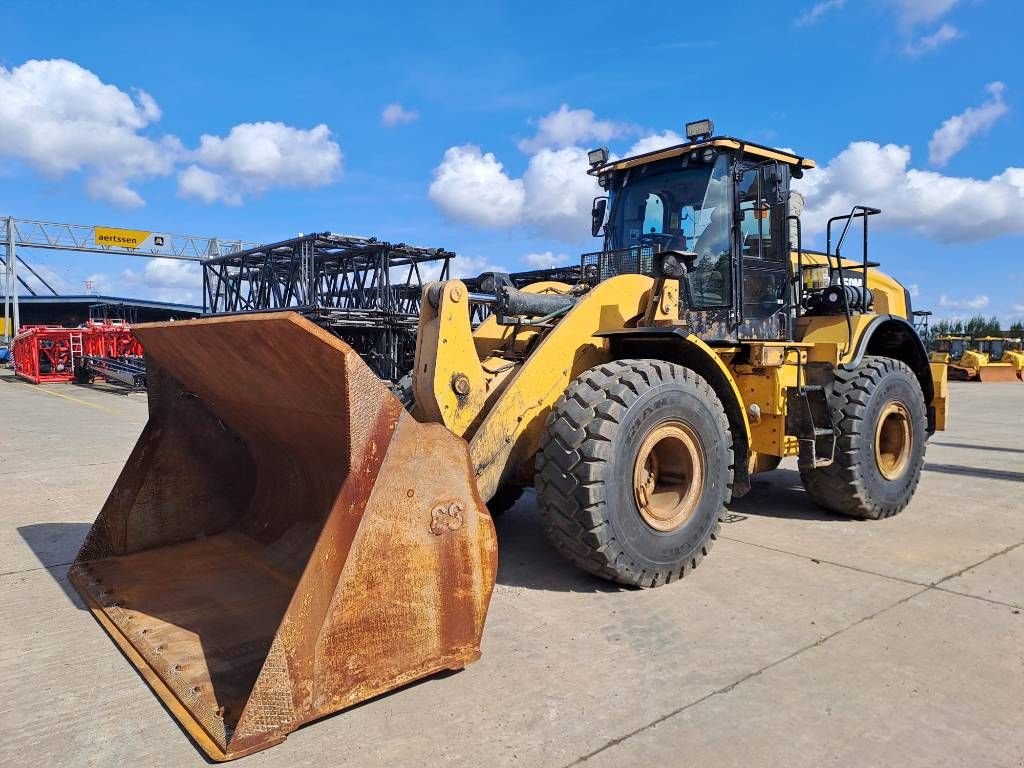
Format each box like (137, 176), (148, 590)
(931, 539), (1024, 585)
(0, 560), (76, 578)
(0, 459), (124, 477)
(720, 536), (1024, 598)
(11, 381), (132, 419)
(563, 539), (1024, 766)
(720, 535), (929, 589)
(931, 585), (1022, 610)
(722, 535), (1024, 609)
(562, 585), (932, 767)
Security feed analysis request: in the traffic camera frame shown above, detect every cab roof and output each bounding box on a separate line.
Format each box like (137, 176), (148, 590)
(589, 136), (817, 177)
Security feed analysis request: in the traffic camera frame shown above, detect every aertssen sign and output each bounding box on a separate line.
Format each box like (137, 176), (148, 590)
(94, 227), (166, 249)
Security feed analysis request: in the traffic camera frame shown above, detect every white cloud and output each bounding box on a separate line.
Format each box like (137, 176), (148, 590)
(0, 58), (347, 209)
(908, 283), (920, 298)
(928, 82), (1008, 166)
(0, 58), (180, 207)
(627, 130), (685, 157)
(179, 122), (342, 204)
(450, 254), (508, 279)
(886, 0), (960, 28)
(17, 261), (73, 294)
(518, 104), (633, 154)
(795, 141), (1024, 243)
(82, 273), (113, 294)
(906, 22), (961, 56)
(795, 0), (846, 27)
(428, 145), (525, 228)
(429, 144), (599, 240)
(381, 103), (419, 127)
(177, 164), (241, 205)
(522, 147), (601, 239)
(523, 251), (568, 268)
(431, 106), (689, 242)
(122, 257), (202, 303)
(939, 293), (989, 310)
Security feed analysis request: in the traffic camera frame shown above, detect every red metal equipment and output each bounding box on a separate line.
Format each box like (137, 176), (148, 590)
(82, 319), (144, 358)
(11, 325), (80, 384)
(11, 320), (144, 384)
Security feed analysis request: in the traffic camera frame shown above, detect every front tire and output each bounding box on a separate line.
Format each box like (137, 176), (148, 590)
(535, 360), (733, 588)
(800, 355), (927, 520)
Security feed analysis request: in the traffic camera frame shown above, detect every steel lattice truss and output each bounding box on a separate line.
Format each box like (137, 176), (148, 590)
(0, 216), (253, 261)
(203, 233), (454, 381)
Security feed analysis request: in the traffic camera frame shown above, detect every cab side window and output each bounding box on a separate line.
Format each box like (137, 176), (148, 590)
(738, 168), (776, 260)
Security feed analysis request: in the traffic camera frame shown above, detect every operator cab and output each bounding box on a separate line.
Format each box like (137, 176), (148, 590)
(975, 336), (1006, 361)
(586, 119), (874, 342)
(936, 335), (967, 360)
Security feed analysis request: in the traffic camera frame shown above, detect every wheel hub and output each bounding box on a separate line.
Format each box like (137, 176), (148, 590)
(875, 401), (912, 481)
(633, 421), (705, 532)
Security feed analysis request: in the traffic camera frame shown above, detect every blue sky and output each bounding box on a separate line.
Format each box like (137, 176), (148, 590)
(1, 0), (1020, 323)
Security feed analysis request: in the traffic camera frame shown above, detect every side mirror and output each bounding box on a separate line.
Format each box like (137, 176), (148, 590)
(591, 197), (607, 237)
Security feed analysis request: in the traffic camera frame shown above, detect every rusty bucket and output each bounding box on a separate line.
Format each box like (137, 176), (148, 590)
(68, 313), (497, 760)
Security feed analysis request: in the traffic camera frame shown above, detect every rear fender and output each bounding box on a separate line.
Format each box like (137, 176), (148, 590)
(849, 315), (944, 433)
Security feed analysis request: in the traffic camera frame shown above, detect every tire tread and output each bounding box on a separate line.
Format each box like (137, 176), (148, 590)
(800, 355), (926, 520)
(535, 359), (733, 587)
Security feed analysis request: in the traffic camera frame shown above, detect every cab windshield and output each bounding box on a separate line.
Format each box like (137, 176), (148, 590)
(606, 155), (732, 307)
(980, 339), (1004, 358)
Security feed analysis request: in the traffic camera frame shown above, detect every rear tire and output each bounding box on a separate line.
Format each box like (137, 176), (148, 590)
(800, 355), (927, 520)
(535, 359), (733, 588)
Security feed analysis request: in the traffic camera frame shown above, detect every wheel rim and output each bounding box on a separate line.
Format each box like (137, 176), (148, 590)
(633, 421), (705, 532)
(875, 401), (912, 481)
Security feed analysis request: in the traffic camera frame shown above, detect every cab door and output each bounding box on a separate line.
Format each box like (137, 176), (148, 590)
(735, 162), (791, 340)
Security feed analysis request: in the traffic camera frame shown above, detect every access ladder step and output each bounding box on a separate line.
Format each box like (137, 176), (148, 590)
(786, 385), (838, 471)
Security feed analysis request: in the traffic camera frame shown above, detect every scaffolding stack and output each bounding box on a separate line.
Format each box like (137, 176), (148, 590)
(202, 233), (455, 381)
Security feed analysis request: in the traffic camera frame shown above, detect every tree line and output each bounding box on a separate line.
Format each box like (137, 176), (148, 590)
(922, 316), (1024, 348)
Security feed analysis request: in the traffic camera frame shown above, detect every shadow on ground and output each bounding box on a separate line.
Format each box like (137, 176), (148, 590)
(924, 463), (1024, 483)
(70, 381), (147, 399)
(493, 493), (623, 594)
(727, 468), (849, 522)
(932, 441), (1024, 455)
(16, 522), (91, 608)
(495, 474), (853, 589)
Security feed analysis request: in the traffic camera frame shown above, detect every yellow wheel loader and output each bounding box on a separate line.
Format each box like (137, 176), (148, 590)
(69, 121), (947, 760)
(950, 336), (1020, 382)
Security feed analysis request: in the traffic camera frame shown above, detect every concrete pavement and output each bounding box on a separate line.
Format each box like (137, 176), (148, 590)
(1, 369), (1021, 767)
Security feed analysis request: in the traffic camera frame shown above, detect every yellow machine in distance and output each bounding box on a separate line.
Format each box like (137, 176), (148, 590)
(1003, 337), (1024, 380)
(930, 334), (967, 365)
(70, 119), (947, 760)
(949, 335), (1020, 382)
